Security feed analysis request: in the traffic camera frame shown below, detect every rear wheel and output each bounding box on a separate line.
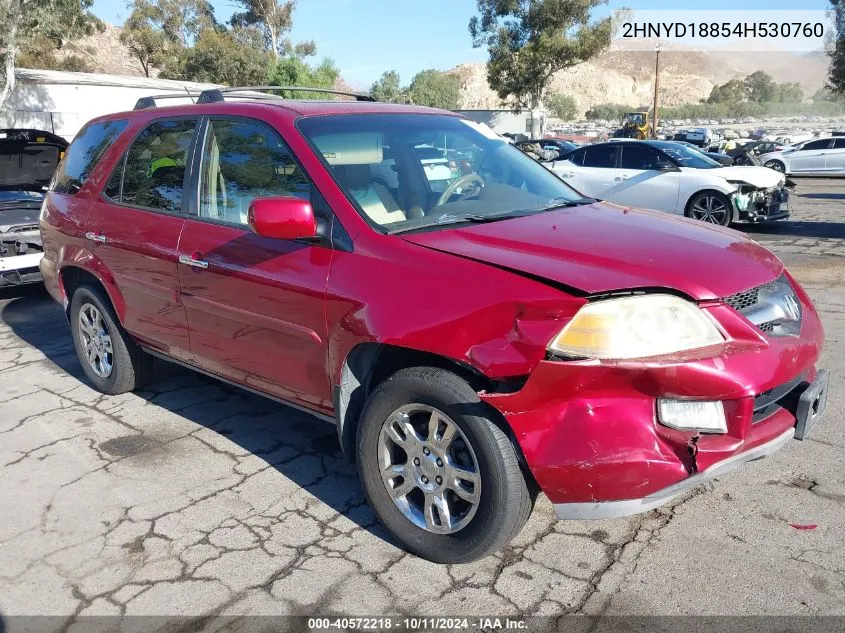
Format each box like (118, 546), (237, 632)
(69, 285), (151, 394)
(765, 160), (785, 173)
(686, 191), (733, 226)
(356, 367), (533, 563)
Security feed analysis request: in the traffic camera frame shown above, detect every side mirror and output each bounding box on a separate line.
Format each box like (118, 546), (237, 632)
(247, 197), (317, 240)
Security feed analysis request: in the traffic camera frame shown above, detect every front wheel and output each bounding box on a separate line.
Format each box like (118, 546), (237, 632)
(356, 367), (533, 563)
(686, 191), (733, 226)
(765, 160), (785, 173)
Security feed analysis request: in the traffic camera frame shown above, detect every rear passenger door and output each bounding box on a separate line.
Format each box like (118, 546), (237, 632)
(177, 117), (334, 412)
(556, 145), (620, 199)
(85, 118), (198, 362)
(610, 144), (681, 214)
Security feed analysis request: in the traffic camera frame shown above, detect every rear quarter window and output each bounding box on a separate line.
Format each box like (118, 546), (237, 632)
(52, 120), (128, 195)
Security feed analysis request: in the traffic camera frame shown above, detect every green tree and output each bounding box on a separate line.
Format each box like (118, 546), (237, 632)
(120, 0), (219, 77)
(707, 79), (746, 104)
(371, 70), (404, 103)
(231, 0), (314, 59)
(1, 0), (101, 105)
(409, 69), (460, 109)
(546, 92), (578, 120)
(771, 82), (803, 103)
(827, 0), (845, 95)
(584, 103), (626, 121)
(173, 27), (271, 86)
(470, 0), (610, 135)
(744, 71), (776, 103)
(268, 54), (340, 98)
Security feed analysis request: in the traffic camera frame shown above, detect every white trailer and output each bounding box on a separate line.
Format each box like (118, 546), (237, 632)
(0, 68), (219, 142)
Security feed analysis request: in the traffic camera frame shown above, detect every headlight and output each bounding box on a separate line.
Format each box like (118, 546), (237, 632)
(548, 294), (724, 360)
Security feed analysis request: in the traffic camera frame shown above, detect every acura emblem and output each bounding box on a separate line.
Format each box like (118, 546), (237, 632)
(782, 293), (801, 322)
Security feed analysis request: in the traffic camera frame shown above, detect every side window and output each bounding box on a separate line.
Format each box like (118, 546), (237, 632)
(832, 138), (845, 149)
(199, 118), (311, 226)
(620, 145), (664, 170)
(800, 139), (832, 151)
(565, 148), (585, 166)
(120, 119), (197, 213)
(582, 145), (620, 168)
(52, 120), (128, 194)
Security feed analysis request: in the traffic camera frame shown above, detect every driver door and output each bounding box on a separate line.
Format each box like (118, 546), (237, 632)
(609, 145), (681, 214)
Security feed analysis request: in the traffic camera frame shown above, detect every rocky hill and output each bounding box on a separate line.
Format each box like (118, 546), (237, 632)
(455, 49), (829, 115)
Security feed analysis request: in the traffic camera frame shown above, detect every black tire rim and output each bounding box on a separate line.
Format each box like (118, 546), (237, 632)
(690, 194), (730, 225)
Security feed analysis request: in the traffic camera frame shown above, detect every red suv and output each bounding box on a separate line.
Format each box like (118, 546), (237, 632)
(40, 88), (829, 563)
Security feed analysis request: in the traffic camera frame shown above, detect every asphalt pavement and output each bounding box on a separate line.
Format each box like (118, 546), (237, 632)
(0, 179), (843, 628)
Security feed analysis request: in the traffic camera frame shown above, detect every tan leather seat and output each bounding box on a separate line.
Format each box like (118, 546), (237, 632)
(334, 165), (407, 226)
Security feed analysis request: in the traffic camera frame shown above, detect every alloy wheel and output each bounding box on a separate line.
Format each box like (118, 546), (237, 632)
(378, 404), (481, 534)
(78, 303), (114, 378)
(765, 161), (784, 173)
(690, 194), (729, 224)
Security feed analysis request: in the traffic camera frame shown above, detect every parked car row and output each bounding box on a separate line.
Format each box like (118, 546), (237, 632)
(2, 89), (828, 564)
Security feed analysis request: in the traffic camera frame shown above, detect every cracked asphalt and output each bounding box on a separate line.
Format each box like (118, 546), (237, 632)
(0, 178), (843, 626)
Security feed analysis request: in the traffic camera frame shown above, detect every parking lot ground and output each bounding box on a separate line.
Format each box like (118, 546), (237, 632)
(0, 178), (843, 626)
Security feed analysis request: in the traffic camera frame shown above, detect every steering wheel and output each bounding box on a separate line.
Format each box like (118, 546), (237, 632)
(435, 174), (485, 208)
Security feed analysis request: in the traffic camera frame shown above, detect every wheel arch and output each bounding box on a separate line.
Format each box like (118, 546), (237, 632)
(59, 264), (125, 323)
(333, 342), (537, 490)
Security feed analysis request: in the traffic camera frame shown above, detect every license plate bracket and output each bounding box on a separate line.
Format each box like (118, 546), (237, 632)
(794, 370), (830, 440)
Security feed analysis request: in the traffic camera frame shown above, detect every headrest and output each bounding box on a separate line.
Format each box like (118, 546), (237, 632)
(314, 132), (383, 165)
(333, 164), (371, 189)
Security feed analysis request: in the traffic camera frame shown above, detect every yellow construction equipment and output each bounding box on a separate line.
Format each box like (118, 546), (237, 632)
(616, 111), (651, 140)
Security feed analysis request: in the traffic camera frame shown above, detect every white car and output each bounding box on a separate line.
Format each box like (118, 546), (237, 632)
(552, 140), (791, 226)
(757, 137), (845, 175)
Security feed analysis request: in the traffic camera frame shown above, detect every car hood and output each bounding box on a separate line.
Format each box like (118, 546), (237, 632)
(402, 202), (783, 300)
(704, 165), (785, 188)
(0, 129), (67, 193)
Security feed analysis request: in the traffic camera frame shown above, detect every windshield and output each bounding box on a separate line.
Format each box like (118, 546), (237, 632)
(660, 143), (721, 169)
(297, 114), (586, 233)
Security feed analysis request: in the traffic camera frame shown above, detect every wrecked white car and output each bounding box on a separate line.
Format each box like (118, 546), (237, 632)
(0, 129), (67, 287)
(553, 140), (793, 226)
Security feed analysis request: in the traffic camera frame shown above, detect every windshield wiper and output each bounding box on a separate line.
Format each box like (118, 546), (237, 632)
(389, 198), (596, 235)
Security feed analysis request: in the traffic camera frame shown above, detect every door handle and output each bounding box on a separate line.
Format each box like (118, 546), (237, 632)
(558, 171), (575, 178)
(179, 254), (209, 269)
(614, 175), (630, 181)
(85, 231), (106, 243)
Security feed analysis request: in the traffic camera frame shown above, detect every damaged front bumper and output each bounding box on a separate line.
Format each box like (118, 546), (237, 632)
(479, 275), (827, 520)
(732, 183), (793, 223)
(0, 227), (44, 286)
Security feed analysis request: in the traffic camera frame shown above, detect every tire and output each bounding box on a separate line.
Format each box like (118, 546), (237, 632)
(356, 366), (533, 563)
(765, 160), (785, 173)
(686, 190), (734, 226)
(69, 284), (152, 395)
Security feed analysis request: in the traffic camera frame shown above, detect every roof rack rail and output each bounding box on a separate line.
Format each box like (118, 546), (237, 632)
(134, 93), (200, 110)
(196, 86), (376, 104)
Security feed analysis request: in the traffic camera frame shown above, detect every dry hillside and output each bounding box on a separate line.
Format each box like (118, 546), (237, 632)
(455, 49), (830, 115)
(59, 24), (830, 115)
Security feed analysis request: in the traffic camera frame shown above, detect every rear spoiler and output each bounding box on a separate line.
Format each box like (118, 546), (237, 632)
(0, 129), (69, 149)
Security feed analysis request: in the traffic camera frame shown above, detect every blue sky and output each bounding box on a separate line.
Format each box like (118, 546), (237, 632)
(92, 0), (830, 88)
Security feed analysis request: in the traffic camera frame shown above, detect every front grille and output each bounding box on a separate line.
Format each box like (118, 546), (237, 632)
(723, 278), (777, 313)
(753, 373), (806, 423)
(721, 275), (801, 337)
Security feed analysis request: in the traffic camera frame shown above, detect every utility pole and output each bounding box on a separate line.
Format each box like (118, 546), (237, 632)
(652, 45), (661, 139)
